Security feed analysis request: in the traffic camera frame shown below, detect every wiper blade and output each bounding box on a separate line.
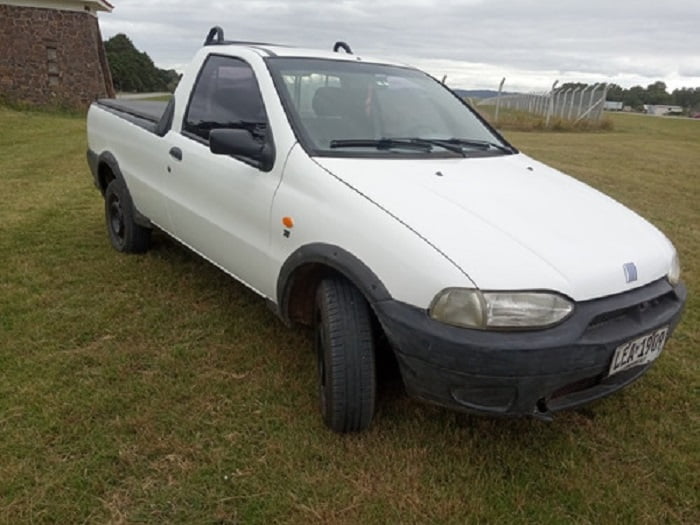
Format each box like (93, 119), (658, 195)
(401, 138), (466, 156)
(329, 138), (433, 152)
(441, 138), (515, 154)
(328, 137), (513, 155)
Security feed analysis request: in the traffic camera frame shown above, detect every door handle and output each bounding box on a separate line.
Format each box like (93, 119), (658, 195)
(169, 147), (183, 161)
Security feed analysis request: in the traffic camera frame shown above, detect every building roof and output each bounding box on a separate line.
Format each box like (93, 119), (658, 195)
(0, 1), (113, 13)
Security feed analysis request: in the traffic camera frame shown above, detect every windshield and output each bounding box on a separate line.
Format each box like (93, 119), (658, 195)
(266, 57), (514, 157)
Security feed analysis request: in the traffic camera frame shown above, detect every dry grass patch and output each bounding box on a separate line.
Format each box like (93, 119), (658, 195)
(477, 105), (615, 132)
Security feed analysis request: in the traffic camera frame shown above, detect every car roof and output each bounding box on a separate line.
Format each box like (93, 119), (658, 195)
(204, 43), (407, 68)
(256, 44), (401, 63)
(201, 26), (411, 68)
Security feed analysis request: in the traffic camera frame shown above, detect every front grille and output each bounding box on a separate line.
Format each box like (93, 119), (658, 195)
(587, 291), (676, 330)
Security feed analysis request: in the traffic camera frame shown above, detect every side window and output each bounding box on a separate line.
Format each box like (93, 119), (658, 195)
(183, 55), (268, 142)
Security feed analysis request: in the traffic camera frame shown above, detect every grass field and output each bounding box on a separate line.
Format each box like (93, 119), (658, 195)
(0, 107), (698, 524)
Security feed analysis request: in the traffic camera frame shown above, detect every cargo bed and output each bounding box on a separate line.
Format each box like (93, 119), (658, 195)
(96, 99), (172, 135)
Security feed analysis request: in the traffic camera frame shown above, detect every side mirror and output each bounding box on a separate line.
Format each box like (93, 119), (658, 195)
(209, 128), (274, 171)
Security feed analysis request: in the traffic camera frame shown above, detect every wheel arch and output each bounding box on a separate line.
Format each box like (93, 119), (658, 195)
(276, 243), (391, 326)
(92, 151), (122, 196)
(93, 151), (151, 228)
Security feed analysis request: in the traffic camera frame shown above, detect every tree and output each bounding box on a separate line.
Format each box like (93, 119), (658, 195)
(645, 81), (671, 105)
(105, 34), (180, 93)
(606, 83), (624, 102)
(671, 87), (700, 111)
(555, 80), (700, 111)
(559, 82), (589, 91)
(623, 85), (646, 110)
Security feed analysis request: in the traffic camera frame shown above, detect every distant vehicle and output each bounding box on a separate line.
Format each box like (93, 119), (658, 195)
(644, 104), (684, 116)
(86, 27), (686, 432)
(604, 101), (623, 111)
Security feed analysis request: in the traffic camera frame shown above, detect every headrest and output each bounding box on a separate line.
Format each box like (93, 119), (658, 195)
(312, 86), (347, 117)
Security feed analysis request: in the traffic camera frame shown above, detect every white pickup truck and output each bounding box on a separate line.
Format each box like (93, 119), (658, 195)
(87, 27), (686, 432)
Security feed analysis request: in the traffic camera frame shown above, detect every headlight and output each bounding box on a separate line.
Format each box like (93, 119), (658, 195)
(430, 288), (574, 330)
(668, 252), (681, 286)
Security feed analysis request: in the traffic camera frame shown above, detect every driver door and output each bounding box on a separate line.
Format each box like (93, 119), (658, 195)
(162, 54), (282, 297)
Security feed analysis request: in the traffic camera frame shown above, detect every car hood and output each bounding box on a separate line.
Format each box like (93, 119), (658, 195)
(314, 153), (674, 301)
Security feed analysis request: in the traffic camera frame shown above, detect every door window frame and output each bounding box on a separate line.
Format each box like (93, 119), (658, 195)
(181, 53), (275, 170)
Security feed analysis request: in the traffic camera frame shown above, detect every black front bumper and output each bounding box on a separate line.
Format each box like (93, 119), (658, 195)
(374, 279), (686, 419)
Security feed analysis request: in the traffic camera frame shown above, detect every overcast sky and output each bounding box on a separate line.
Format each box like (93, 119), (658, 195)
(99, 0), (700, 93)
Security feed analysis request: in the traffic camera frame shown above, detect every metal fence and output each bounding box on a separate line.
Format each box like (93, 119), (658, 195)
(478, 81), (610, 125)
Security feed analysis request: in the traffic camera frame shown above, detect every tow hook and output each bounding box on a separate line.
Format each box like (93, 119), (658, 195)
(533, 398), (554, 422)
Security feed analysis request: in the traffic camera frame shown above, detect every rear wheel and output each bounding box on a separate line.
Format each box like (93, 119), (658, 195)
(314, 277), (377, 433)
(104, 179), (151, 253)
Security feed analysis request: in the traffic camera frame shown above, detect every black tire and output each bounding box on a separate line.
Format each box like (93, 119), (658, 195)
(104, 178), (151, 253)
(314, 277), (377, 433)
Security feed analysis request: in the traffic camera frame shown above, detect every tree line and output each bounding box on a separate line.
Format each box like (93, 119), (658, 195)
(560, 81), (700, 112)
(105, 34), (181, 93)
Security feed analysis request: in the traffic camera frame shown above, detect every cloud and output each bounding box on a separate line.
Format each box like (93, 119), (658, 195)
(99, 0), (700, 90)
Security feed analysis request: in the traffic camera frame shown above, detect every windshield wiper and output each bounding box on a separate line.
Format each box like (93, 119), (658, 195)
(438, 138), (515, 154)
(400, 138), (466, 156)
(329, 138), (433, 152)
(328, 137), (513, 155)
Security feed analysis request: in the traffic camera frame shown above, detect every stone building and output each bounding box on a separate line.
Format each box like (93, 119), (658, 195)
(0, 0), (115, 109)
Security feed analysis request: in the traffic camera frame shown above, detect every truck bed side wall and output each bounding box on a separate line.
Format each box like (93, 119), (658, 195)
(87, 105), (171, 228)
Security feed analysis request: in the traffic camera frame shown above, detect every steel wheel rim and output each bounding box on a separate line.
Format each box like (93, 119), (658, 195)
(109, 195), (125, 242)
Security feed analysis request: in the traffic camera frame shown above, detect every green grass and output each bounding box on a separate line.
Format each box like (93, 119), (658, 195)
(0, 108), (698, 524)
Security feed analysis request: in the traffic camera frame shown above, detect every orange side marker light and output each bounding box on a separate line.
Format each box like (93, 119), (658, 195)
(282, 216), (295, 228)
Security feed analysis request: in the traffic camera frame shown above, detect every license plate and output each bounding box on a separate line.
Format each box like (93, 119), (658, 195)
(608, 327), (668, 377)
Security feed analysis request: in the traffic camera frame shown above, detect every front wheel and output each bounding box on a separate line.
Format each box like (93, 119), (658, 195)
(314, 277), (377, 433)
